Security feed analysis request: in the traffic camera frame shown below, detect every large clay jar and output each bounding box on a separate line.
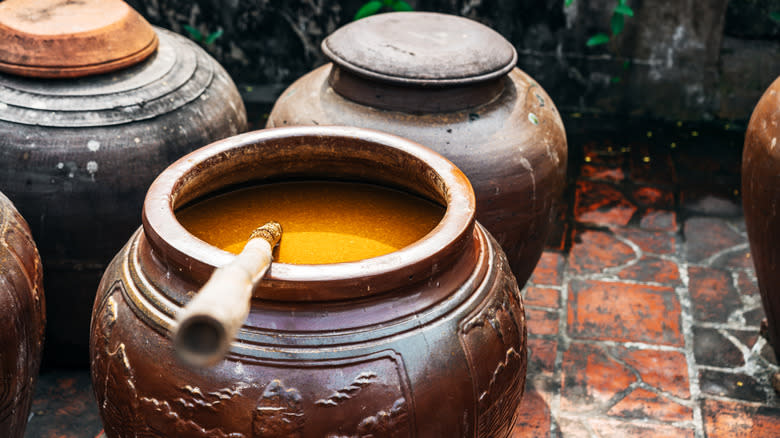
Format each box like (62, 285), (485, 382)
(743, 76), (780, 360)
(0, 0), (247, 366)
(267, 12), (567, 288)
(90, 126), (527, 437)
(0, 192), (45, 438)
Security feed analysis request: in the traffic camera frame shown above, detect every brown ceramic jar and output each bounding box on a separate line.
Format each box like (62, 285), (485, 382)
(0, 191), (45, 438)
(0, 0), (247, 366)
(743, 76), (780, 360)
(90, 126), (527, 437)
(267, 12), (568, 289)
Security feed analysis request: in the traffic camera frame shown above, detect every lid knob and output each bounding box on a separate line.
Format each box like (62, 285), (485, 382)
(322, 12), (517, 87)
(0, 0), (158, 78)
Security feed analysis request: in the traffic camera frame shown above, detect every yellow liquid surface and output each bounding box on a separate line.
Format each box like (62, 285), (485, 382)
(176, 181), (445, 264)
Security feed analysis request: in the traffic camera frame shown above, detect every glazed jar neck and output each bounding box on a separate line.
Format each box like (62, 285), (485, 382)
(328, 66), (506, 113)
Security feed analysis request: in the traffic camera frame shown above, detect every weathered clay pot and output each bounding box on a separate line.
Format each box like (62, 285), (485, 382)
(0, 191), (45, 438)
(743, 76), (780, 360)
(267, 12), (567, 289)
(0, 0), (247, 366)
(90, 126), (527, 437)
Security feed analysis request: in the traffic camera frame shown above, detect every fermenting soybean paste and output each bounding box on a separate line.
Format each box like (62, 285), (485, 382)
(176, 181), (445, 264)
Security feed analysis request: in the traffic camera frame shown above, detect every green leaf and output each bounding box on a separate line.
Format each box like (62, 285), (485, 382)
(611, 76), (621, 84)
(622, 59), (631, 69)
(355, 1), (383, 20)
(586, 33), (610, 47)
(770, 11), (780, 22)
(565, 0), (574, 6)
(392, 0), (413, 11)
(614, 4), (634, 16)
(618, 0), (627, 5)
(182, 24), (203, 42)
(611, 12), (624, 36)
(383, 0), (394, 5)
(205, 29), (224, 45)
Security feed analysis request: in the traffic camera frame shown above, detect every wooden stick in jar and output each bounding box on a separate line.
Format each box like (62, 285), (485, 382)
(173, 221), (282, 367)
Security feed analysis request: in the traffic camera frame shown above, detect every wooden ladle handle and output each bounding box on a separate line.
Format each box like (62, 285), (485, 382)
(173, 222), (282, 367)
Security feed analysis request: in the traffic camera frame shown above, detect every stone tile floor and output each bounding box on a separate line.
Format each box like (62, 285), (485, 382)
(25, 116), (780, 437)
(510, 117), (780, 437)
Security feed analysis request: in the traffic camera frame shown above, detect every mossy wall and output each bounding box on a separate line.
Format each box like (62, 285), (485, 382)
(125, 0), (780, 121)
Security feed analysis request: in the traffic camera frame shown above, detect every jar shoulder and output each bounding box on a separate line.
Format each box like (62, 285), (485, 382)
(267, 65), (566, 170)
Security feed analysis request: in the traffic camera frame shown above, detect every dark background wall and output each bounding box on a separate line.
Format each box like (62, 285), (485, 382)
(125, 0), (780, 121)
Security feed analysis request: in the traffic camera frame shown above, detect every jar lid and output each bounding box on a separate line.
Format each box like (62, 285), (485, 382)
(322, 12), (517, 87)
(0, 0), (158, 78)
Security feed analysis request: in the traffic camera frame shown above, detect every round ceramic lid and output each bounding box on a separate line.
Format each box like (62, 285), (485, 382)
(322, 12), (517, 87)
(0, 0), (158, 78)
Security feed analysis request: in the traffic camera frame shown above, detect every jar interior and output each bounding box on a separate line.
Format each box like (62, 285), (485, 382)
(175, 179), (445, 265)
(143, 128), (475, 299)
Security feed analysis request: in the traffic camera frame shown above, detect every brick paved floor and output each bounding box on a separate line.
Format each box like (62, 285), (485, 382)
(25, 117), (780, 437)
(511, 117), (780, 437)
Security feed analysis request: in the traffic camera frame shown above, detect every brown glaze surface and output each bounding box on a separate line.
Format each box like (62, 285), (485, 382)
(0, 0), (158, 78)
(0, 191), (45, 438)
(0, 27), (247, 367)
(268, 62), (567, 290)
(742, 76), (780, 360)
(91, 126), (527, 437)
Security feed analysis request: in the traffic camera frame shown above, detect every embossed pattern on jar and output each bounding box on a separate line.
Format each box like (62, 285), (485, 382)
(90, 126), (527, 437)
(0, 191), (45, 438)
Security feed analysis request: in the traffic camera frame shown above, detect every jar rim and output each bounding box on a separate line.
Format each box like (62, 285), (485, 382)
(142, 126), (477, 301)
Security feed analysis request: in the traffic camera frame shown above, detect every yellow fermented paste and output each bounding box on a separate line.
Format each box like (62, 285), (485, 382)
(176, 181), (444, 264)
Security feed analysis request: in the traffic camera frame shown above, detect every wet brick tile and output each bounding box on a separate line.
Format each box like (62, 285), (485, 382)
(616, 257), (681, 285)
(684, 217), (744, 263)
(737, 271), (759, 297)
(587, 418), (694, 438)
(523, 286), (559, 309)
(582, 164), (626, 182)
(632, 186), (674, 209)
(742, 307), (765, 327)
(613, 349), (690, 399)
(702, 398), (780, 437)
(26, 370), (103, 438)
(699, 369), (766, 403)
(561, 343), (636, 412)
(729, 329), (759, 350)
(760, 342), (778, 365)
(574, 181), (638, 226)
(712, 246), (753, 270)
(568, 279), (683, 346)
(526, 308), (559, 336)
(693, 326), (745, 368)
(688, 266), (742, 323)
(511, 388), (551, 437)
(606, 387), (692, 422)
(527, 338), (557, 375)
(614, 228), (675, 255)
(639, 209), (677, 232)
(630, 142), (677, 186)
(568, 229), (635, 275)
(580, 142), (626, 183)
(680, 190), (742, 217)
(529, 251), (565, 286)
(557, 417), (591, 438)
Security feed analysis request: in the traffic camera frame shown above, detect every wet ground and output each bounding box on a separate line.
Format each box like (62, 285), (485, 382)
(25, 115), (780, 437)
